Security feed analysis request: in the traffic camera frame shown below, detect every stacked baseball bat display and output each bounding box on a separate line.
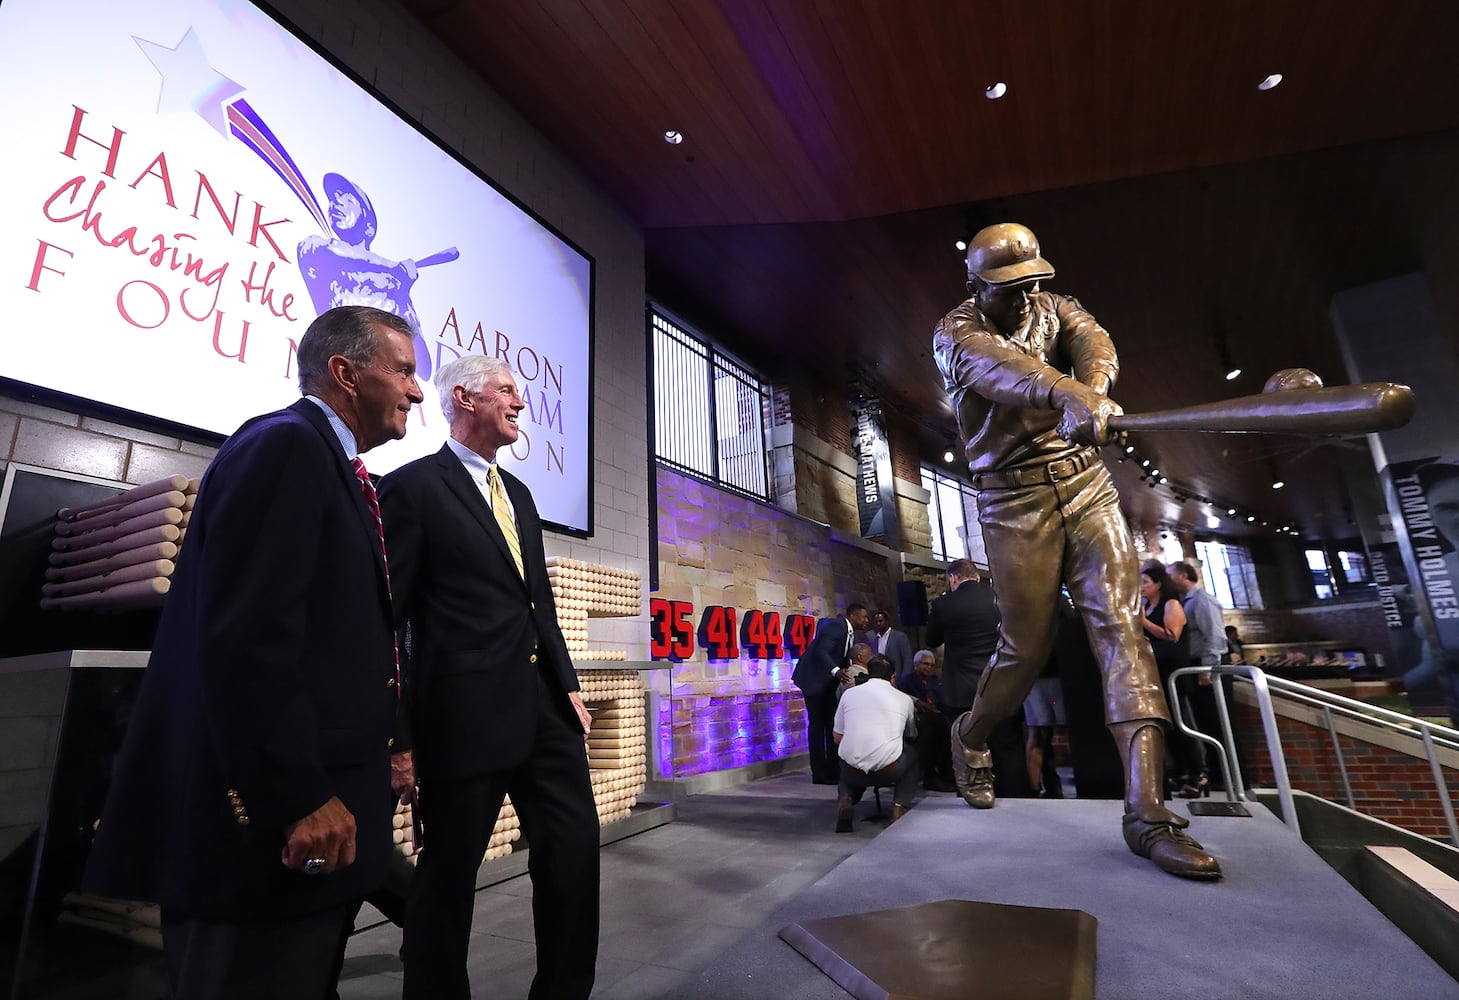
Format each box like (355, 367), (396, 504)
(557, 560), (647, 823)
(40, 475), (199, 612)
(546, 556), (639, 660)
(581, 679), (648, 825)
(390, 798), (521, 867)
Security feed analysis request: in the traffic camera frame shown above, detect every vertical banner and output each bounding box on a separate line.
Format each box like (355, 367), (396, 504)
(848, 389), (899, 544)
(1334, 273), (1459, 720)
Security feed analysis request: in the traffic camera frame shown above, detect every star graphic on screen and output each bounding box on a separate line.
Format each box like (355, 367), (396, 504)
(133, 26), (245, 137)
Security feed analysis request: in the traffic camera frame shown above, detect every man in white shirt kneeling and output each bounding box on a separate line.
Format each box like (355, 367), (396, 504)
(833, 655), (919, 832)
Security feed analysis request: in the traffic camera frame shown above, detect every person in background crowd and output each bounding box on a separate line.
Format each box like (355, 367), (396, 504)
(1022, 657), (1067, 799)
(85, 306), (424, 998)
(1142, 564), (1202, 796)
(841, 642), (875, 697)
(834, 655), (919, 831)
(1168, 561), (1227, 799)
(870, 609), (915, 682)
(899, 649), (956, 792)
(793, 604), (872, 784)
(1224, 625), (1245, 664)
(925, 559), (1032, 800)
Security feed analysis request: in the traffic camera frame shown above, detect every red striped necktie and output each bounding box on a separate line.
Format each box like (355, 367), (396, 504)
(353, 458), (400, 697)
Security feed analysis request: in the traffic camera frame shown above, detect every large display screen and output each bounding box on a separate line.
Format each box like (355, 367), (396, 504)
(0, 0), (595, 533)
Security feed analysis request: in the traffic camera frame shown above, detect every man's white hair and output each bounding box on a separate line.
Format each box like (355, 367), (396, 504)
(434, 354), (514, 424)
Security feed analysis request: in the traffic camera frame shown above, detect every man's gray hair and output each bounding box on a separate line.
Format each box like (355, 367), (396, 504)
(914, 648), (936, 664)
(434, 354), (515, 424)
(296, 306), (413, 394)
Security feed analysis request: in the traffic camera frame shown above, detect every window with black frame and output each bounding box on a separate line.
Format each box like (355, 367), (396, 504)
(649, 308), (771, 501)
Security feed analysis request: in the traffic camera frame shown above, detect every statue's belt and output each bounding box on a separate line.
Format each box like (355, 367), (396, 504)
(971, 448), (1097, 492)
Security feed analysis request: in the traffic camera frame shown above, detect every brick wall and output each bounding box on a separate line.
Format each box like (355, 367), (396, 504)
(1232, 692), (1459, 841)
(886, 407), (923, 485)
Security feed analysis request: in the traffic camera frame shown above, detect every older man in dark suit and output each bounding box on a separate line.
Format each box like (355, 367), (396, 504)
(925, 559), (1031, 800)
(380, 354), (597, 1000)
(793, 603), (871, 784)
(84, 306), (424, 999)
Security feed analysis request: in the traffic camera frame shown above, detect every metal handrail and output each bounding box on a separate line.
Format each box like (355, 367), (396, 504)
(1166, 665), (1459, 845)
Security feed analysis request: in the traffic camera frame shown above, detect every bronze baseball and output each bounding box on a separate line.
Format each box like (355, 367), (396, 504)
(1107, 382), (1414, 435)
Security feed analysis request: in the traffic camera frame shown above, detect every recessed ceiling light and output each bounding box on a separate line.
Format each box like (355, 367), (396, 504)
(955, 240), (968, 251)
(1225, 367), (1242, 381)
(1159, 476), (1169, 485)
(1124, 445), (1135, 454)
(1247, 515), (1256, 523)
(1272, 480), (1285, 490)
(943, 449), (956, 463)
(663, 129), (684, 145)
(1150, 469), (1160, 477)
(1227, 508), (1237, 516)
(985, 82), (1008, 100)
(1258, 74), (1283, 91)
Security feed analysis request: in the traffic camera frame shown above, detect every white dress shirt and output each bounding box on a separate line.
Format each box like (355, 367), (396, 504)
(446, 437), (516, 526)
(834, 678), (915, 772)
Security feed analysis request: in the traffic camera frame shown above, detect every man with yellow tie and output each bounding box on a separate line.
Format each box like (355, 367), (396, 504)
(379, 354), (598, 1000)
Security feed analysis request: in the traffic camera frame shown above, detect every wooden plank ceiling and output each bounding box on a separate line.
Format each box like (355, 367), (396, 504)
(402, 0), (1459, 540)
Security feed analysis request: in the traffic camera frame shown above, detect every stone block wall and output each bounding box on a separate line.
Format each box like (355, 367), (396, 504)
(655, 466), (900, 776)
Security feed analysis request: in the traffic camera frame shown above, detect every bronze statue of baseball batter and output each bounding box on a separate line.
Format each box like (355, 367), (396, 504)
(933, 223), (1221, 880)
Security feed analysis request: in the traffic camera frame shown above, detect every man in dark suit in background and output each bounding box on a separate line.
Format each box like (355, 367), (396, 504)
(85, 306), (424, 999)
(380, 354), (598, 1000)
(793, 603), (871, 784)
(869, 609), (915, 683)
(925, 559), (1031, 800)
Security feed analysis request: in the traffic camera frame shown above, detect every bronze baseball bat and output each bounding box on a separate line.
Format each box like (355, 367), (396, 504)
(1107, 382), (1415, 435)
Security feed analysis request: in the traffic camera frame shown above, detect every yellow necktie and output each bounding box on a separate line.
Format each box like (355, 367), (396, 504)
(489, 466), (524, 578)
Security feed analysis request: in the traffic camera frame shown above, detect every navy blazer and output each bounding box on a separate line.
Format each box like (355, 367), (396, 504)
(85, 399), (399, 919)
(378, 445), (579, 782)
(792, 616), (852, 696)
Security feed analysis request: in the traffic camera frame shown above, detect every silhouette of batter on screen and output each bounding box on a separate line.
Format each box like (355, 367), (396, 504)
(298, 173), (457, 379)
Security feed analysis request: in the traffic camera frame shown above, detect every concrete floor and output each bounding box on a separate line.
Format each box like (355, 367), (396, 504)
(338, 770), (901, 998)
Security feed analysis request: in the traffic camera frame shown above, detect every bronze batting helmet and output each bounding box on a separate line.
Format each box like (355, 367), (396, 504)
(965, 223), (1054, 285)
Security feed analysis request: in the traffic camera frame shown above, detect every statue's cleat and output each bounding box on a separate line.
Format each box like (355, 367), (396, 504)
(1122, 808), (1223, 880)
(952, 745), (996, 809)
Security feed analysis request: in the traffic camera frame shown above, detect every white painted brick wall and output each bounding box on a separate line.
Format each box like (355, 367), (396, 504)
(0, 0), (651, 659)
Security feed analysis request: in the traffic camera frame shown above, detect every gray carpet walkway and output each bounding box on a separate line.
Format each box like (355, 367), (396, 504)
(337, 774), (1459, 998)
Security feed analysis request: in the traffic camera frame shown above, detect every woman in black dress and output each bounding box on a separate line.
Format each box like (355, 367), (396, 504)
(1140, 564), (1204, 796)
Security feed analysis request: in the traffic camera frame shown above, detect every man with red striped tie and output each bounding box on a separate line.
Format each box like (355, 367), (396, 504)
(86, 305), (424, 999)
